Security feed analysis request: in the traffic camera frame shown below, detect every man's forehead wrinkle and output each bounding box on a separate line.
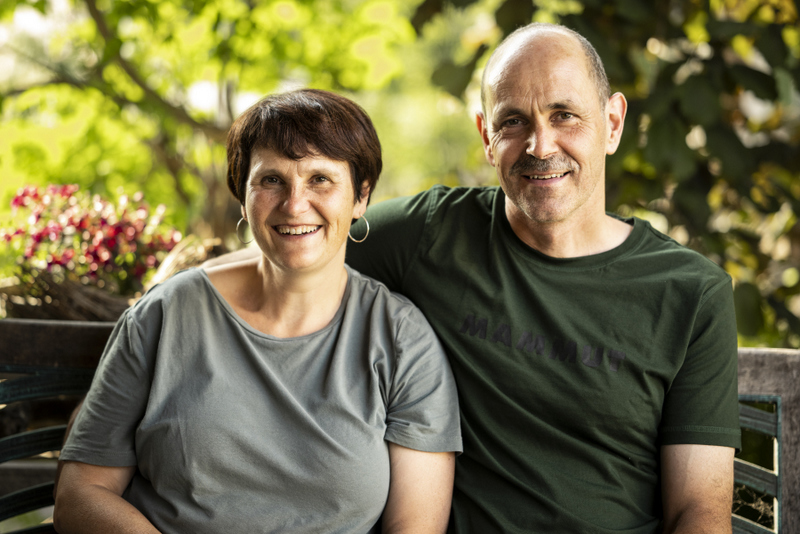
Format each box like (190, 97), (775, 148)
(490, 68), (584, 120)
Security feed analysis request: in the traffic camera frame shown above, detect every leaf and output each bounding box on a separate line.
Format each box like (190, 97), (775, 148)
(672, 169), (712, 233)
(612, 0), (653, 23)
(706, 19), (758, 40)
(431, 44), (489, 99)
(774, 67), (795, 106)
(643, 114), (695, 180)
(755, 24), (788, 68)
(767, 296), (800, 338)
(679, 75), (721, 127)
(751, 140), (799, 173)
(644, 82), (678, 120)
(729, 65), (778, 101)
(410, 0), (443, 35)
(704, 124), (756, 181)
(495, 0), (535, 37)
(734, 283), (764, 337)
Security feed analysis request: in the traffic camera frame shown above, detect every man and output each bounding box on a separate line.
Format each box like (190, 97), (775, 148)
(191, 22), (740, 532)
(343, 23), (740, 533)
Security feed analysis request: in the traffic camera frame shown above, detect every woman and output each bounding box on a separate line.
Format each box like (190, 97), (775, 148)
(54, 89), (462, 534)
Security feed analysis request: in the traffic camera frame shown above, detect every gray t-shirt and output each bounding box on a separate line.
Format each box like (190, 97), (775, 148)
(61, 266), (462, 534)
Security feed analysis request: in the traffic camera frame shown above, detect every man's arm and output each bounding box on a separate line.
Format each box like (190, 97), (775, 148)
(381, 443), (455, 534)
(661, 444), (735, 534)
(201, 245), (259, 268)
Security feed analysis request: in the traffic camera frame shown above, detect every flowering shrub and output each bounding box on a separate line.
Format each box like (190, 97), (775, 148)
(1, 184), (181, 295)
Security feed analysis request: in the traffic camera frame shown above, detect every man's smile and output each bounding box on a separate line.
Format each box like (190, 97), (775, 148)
(523, 171), (570, 180)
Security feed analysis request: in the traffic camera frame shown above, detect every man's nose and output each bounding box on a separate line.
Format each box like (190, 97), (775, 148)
(526, 124), (558, 160)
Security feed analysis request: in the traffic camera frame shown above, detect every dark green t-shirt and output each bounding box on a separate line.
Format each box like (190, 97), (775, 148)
(346, 185), (741, 534)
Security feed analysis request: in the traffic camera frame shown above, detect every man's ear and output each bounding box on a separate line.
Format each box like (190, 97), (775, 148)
(605, 92), (627, 155)
(476, 112), (496, 167)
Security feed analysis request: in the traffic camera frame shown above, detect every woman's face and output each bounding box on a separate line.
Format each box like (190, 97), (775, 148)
(243, 147), (368, 275)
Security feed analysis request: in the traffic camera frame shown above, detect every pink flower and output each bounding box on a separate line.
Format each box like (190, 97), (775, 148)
(3, 184), (180, 293)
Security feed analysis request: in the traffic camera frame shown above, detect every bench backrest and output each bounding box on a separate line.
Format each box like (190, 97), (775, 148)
(1, 319), (798, 533)
(0, 319), (114, 534)
(734, 348), (800, 534)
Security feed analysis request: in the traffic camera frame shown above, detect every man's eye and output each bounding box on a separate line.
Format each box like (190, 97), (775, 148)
(557, 112), (574, 120)
(314, 175), (330, 183)
(502, 118), (522, 127)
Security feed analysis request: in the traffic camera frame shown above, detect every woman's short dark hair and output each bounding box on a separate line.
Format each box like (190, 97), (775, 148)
(226, 89), (382, 205)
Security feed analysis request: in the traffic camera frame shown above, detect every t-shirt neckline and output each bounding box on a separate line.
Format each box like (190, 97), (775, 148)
(492, 188), (645, 271)
(197, 266), (353, 341)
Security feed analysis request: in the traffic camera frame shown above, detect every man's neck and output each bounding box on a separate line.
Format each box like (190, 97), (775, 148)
(505, 199), (633, 259)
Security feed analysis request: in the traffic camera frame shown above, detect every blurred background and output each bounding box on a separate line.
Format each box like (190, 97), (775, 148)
(0, 0), (798, 347)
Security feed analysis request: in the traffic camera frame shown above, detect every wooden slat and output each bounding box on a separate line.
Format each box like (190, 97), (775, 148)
(0, 371), (95, 404)
(734, 458), (778, 497)
(733, 513), (776, 534)
(0, 319), (115, 369)
(0, 427), (66, 464)
(0, 483), (55, 523)
(739, 403), (778, 437)
(6, 525), (58, 534)
(0, 460), (58, 498)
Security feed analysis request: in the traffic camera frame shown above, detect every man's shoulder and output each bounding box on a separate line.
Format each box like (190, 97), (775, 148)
(370, 185), (498, 220)
(421, 184), (498, 211)
(632, 216), (731, 286)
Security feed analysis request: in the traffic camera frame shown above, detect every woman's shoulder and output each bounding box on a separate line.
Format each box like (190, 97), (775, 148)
(144, 267), (206, 296)
(348, 265), (409, 303)
(345, 266), (431, 327)
(128, 268), (209, 315)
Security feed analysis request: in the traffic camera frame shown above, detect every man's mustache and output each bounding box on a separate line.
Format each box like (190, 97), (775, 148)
(510, 155), (575, 175)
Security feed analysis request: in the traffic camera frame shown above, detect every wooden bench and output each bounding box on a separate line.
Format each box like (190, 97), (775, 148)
(734, 348), (800, 534)
(0, 319), (114, 534)
(1, 319), (798, 532)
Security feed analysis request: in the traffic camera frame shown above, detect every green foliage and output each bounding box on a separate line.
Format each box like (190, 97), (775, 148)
(1, 0), (799, 346)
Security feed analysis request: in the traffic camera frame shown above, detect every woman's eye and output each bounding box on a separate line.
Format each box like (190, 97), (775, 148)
(262, 176), (279, 184)
(314, 176), (330, 183)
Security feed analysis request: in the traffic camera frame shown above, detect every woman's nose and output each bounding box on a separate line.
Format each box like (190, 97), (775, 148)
(280, 184), (310, 215)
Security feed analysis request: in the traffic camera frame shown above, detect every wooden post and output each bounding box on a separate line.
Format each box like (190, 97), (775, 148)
(738, 348), (800, 533)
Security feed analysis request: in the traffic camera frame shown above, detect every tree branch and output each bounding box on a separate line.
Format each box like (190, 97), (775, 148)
(83, 0), (227, 143)
(147, 133), (194, 207)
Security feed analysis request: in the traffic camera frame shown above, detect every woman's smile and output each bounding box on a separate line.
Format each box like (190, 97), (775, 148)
(274, 224), (322, 236)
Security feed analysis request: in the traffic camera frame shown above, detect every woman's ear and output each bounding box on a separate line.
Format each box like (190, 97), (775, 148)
(241, 204), (247, 221)
(354, 181), (370, 217)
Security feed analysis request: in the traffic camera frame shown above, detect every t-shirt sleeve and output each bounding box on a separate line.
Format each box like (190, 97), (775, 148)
(60, 308), (155, 466)
(345, 190), (433, 293)
(659, 277), (741, 449)
(384, 305), (462, 453)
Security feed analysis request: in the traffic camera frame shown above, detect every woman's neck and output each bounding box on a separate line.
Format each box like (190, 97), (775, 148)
(205, 254), (350, 338)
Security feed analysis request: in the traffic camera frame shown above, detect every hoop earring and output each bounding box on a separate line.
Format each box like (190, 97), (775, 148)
(237, 218), (254, 244)
(348, 216), (369, 243)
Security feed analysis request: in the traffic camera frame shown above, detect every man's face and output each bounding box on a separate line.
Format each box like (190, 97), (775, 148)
(479, 32), (624, 228)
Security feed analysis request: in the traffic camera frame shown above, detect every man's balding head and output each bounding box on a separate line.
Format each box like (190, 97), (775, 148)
(481, 23), (610, 114)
